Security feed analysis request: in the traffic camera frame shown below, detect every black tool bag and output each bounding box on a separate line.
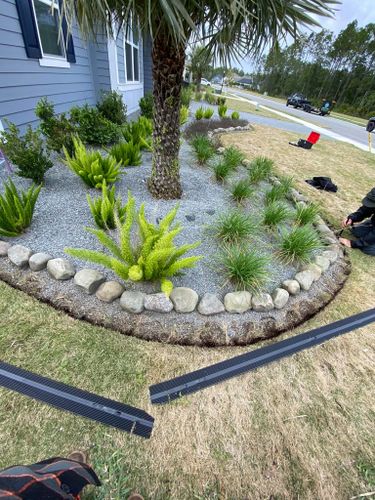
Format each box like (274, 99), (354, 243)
(305, 176), (338, 192)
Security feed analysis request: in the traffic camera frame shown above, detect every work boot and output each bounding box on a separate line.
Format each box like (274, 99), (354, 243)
(67, 451), (87, 463)
(128, 494), (144, 500)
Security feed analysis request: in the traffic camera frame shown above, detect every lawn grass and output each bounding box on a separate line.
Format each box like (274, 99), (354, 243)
(1, 125), (375, 499)
(222, 95), (291, 122)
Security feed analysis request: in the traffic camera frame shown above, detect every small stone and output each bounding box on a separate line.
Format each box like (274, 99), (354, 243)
(47, 258), (75, 280)
(290, 188), (307, 202)
(323, 235), (337, 245)
(170, 287), (199, 313)
(74, 268), (105, 294)
(242, 159), (251, 167)
(206, 209), (215, 215)
(96, 281), (124, 303)
(224, 291), (252, 313)
(120, 291), (145, 314)
(217, 147), (225, 155)
(272, 288), (289, 309)
(301, 263), (322, 282)
(144, 293), (173, 313)
(313, 255), (330, 272)
(0, 241), (11, 257)
(198, 293), (225, 315)
(295, 270), (315, 291)
(8, 245), (32, 267)
(185, 214), (196, 222)
(29, 252), (52, 271)
(282, 279), (301, 295)
(317, 224), (332, 235)
(322, 250), (339, 263)
(252, 293), (274, 312)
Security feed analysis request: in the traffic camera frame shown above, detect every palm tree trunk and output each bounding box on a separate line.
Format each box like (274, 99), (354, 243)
(148, 32), (185, 199)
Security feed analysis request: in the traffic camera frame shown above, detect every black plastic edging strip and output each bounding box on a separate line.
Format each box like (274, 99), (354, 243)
(0, 362), (154, 438)
(150, 308), (375, 404)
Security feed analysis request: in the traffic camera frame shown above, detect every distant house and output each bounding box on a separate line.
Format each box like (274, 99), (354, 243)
(236, 77), (253, 87)
(0, 0), (152, 132)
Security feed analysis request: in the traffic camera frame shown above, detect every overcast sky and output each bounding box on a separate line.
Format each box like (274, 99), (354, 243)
(239, 0), (375, 73)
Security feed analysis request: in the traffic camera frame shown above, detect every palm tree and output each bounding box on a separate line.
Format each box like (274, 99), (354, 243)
(61, 1), (339, 199)
(188, 45), (213, 92)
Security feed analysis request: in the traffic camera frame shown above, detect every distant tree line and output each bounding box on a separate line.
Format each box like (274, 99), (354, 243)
(251, 21), (375, 118)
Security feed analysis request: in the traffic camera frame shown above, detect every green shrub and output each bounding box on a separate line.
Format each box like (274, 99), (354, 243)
(203, 108), (214, 119)
(219, 245), (270, 292)
(70, 104), (120, 145)
(97, 91), (127, 125)
(214, 210), (256, 243)
(180, 105), (190, 126)
(217, 97), (227, 106)
(231, 111), (240, 120)
(121, 117), (152, 150)
(63, 136), (122, 188)
(195, 107), (204, 120)
(248, 156), (274, 184)
(0, 179), (41, 237)
(206, 93), (217, 105)
(264, 184), (287, 205)
(295, 203), (320, 226)
(263, 202), (291, 227)
(35, 97), (76, 154)
(212, 160), (233, 182)
(231, 179), (253, 203)
(66, 193), (202, 294)
(181, 87), (193, 107)
(218, 104), (228, 118)
(195, 92), (203, 101)
(0, 121), (53, 184)
(190, 134), (215, 164)
(87, 180), (127, 230)
(223, 146), (245, 170)
(139, 92), (154, 119)
(278, 226), (322, 263)
(109, 141), (142, 167)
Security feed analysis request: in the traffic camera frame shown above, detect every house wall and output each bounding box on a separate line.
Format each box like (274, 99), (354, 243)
(0, 0), (105, 131)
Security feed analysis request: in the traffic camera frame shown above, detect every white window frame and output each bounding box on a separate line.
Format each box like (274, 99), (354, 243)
(123, 19), (141, 84)
(31, 0), (70, 68)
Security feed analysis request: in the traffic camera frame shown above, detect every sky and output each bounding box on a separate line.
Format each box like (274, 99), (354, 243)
(239, 0), (375, 73)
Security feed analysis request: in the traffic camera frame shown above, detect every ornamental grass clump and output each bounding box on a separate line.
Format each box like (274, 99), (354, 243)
(231, 111), (240, 120)
(263, 202), (291, 228)
(180, 105), (189, 125)
(220, 245), (270, 292)
(63, 136), (122, 189)
(203, 108), (214, 119)
(109, 141), (142, 167)
(195, 107), (204, 120)
(214, 210), (256, 243)
(0, 179), (41, 237)
(279, 175), (295, 194)
(231, 179), (253, 203)
(66, 192), (202, 295)
(223, 146), (245, 170)
(212, 160), (233, 182)
(278, 226), (322, 264)
(218, 104), (228, 118)
(264, 184), (287, 205)
(248, 156), (274, 184)
(295, 203), (320, 226)
(87, 180), (127, 230)
(191, 135), (215, 164)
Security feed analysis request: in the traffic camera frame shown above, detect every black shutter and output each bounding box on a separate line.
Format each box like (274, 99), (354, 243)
(59, 0), (76, 63)
(15, 0), (42, 59)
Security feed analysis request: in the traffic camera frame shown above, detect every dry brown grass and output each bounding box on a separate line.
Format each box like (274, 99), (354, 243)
(0, 126), (375, 499)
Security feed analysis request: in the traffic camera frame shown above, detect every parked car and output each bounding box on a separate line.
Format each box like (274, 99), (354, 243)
(366, 117), (375, 133)
(286, 93), (311, 109)
(200, 78), (211, 87)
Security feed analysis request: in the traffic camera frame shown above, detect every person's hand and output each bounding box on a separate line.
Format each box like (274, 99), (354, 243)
(341, 217), (353, 228)
(339, 237), (352, 248)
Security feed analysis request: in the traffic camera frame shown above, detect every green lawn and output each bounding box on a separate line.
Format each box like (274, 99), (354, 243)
(1, 126), (375, 499)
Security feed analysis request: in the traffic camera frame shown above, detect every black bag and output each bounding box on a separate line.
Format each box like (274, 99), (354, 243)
(297, 139), (313, 149)
(305, 176), (338, 192)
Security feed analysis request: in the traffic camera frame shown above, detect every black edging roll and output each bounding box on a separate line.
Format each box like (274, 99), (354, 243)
(150, 308), (375, 404)
(0, 362), (154, 438)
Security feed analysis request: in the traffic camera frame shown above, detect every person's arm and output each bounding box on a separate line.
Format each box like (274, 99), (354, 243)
(351, 226), (375, 249)
(348, 205), (374, 224)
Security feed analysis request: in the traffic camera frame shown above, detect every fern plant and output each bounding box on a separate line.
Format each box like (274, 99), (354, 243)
(180, 105), (190, 125)
(63, 136), (122, 188)
(0, 179), (41, 237)
(87, 180), (127, 229)
(109, 141), (142, 167)
(66, 192), (202, 294)
(121, 117), (152, 150)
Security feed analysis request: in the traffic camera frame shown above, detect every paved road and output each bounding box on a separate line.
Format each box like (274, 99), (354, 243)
(225, 88), (372, 152)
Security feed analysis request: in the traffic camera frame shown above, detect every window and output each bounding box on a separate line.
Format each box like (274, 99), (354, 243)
(33, 0), (64, 57)
(124, 20), (140, 82)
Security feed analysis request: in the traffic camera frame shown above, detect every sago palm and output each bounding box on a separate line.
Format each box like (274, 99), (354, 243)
(60, 0), (339, 199)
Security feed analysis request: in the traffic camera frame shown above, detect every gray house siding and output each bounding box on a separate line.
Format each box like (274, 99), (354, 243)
(0, 0), (100, 130)
(143, 35), (152, 94)
(88, 34), (111, 100)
